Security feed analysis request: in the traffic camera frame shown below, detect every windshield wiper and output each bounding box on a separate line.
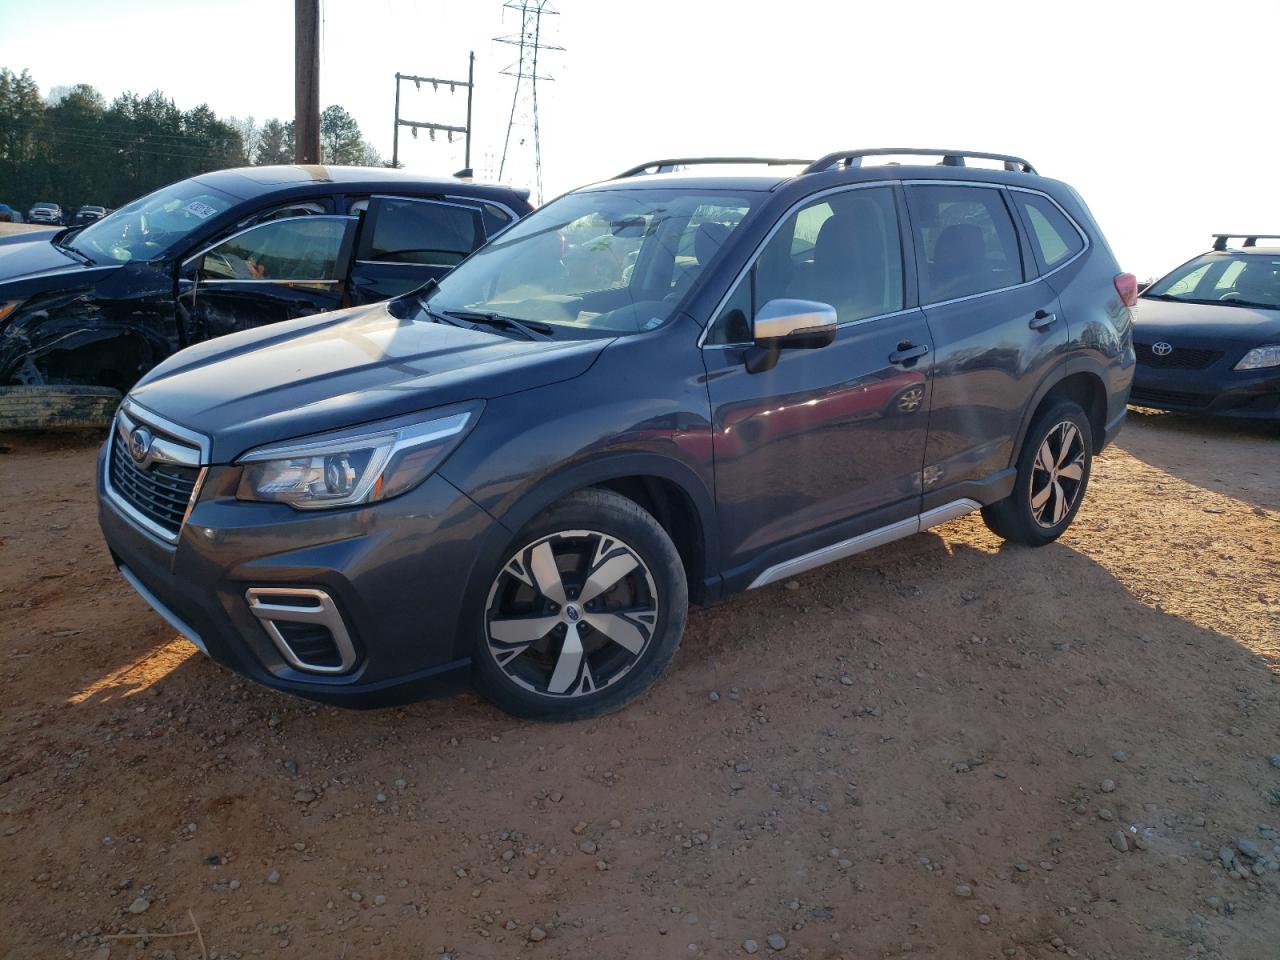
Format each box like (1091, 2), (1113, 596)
(1215, 297), (1279, 310)
(53, 234), (93, 265)
(443, 310), (555, 341)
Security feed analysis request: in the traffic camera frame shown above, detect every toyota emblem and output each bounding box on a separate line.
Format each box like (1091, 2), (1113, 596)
(128, 426), (153, 463)
(1152, 341), (1173, 356)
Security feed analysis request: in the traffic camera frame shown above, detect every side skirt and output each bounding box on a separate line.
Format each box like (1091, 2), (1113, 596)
(747, 499), (981, 590)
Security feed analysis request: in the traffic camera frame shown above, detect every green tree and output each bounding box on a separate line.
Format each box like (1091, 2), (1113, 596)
(255, 118), (293, 165)
(320, 104), (364, 164)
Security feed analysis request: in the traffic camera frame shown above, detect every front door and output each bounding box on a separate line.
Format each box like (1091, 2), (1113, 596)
(701, 185), (932, 579)
(179, 215), (356, 342)
(347, 196), (486, 304)
(903, 183), (1070, 489)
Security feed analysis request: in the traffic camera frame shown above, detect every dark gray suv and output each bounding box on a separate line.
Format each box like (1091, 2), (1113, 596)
(97, 148), (1136, 720)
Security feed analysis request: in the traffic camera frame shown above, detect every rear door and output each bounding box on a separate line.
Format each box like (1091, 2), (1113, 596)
(179, 215), (357, 340)
(904, 182), (1068, 494)
(702, 184), (932, 579)
(347, 196), (485, 304)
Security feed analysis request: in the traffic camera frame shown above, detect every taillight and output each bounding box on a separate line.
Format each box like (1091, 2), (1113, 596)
(1114, 272), (1138, 308)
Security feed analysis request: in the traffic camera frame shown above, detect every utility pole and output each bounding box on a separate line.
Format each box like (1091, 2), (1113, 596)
(496, 1), (561, 203)
(294, 0), (320, 163)
(391, 53), (475, 171)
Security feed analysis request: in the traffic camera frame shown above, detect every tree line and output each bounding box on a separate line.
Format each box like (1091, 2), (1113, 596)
(0, 68), (383, 215)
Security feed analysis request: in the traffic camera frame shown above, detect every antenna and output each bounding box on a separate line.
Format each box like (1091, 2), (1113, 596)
(495, 0), (562, 203)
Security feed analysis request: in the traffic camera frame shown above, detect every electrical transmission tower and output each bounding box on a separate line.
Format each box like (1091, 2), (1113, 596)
(496, 0), (562, 203)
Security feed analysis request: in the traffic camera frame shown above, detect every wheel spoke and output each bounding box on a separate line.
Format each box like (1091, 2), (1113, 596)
(547, 625), (584, 694)
(1036, 441), (1055, 473)
(1055, 425), (1079, 467)
(1051, 480), (1067, 523)
(579, 551), (640, 605)
(488, 614), (560, 646)
(582, 610), (650, 655)
(1058, 460), (1084, 482)
(527, 541), (567, 605)
(1031, 479), (1054, 510)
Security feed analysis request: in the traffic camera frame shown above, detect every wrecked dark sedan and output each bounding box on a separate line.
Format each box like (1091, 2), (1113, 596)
(0, 165), (532, 427)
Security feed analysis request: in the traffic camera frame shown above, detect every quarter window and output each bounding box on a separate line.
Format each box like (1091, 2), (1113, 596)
(197, 216), (349, 282)
(362, 198), (479, 267)
(907, 185), (1023, 302)
(707, 186), (903, 343)
(1013, 193), (1084, 270)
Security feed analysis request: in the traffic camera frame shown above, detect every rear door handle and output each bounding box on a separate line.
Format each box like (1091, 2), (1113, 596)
(1029, 310), (1057, 330)
(889, 343), (930, 365)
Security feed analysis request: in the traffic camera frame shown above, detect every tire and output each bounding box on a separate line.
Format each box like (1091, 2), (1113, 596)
(981, 400), (1093, 546)
(471, 488), (688, 721)
(0, 384), (121, 431)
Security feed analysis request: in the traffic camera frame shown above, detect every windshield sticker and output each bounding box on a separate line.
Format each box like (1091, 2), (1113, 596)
(183, 200), (219, 220)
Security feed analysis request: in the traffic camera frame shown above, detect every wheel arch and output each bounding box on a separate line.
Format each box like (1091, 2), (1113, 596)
(1011, 359), (1110, 462)
(476, 452), (720, 607)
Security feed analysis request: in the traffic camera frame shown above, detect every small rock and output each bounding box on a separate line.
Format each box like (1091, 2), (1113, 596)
(529, 926), (547, 942)
(1099, 779), (1116, 794)
(1110, 831), (1129, 853)
(127, 896), (150, 914)
(1098, 808), (1115, 822)
(579, 840), (597, 855)
(1219, 847), (1236, 868)
(708, 691), (720, 702)
(744, 940), (759, 955)
(293, 790), (316, 803)
(954, 883), (973, 898)
(1112, 751), (1127, 763)
(1237, 838), (1263, 860)
(978, 914), (991, 925)
(571, 822), (588, 835)
(374, 894), (387, 906)
(266, 869), (280, 885)
(784, 581), (800, 591)
(766, 932), (787, 950)
(229, 879), (241, 890)
(1269, 754), (1280, 770)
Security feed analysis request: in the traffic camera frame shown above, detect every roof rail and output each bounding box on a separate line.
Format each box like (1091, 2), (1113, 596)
(803, 148), (1037, 175)
(614, 157), (813, 179)
(1212, 233), (1280, 251)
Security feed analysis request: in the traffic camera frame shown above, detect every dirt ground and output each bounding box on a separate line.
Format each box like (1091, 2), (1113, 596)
(1, 409), (1278, 960)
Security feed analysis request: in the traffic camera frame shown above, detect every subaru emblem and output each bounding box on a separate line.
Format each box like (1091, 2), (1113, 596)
(1152, 341), (1173, 356)
(129, 426), (153, 463)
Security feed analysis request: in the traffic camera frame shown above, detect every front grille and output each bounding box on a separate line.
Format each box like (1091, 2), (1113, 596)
(108, 431), (201, 537)
(1129, 387), (1212, 409)
(1134, 342), (1223, 370)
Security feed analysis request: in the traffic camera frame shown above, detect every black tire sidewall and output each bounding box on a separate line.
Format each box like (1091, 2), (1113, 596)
(469, 489), (688, 720)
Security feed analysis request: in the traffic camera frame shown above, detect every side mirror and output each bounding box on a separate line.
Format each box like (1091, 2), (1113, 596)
(746, 298), (837, 373)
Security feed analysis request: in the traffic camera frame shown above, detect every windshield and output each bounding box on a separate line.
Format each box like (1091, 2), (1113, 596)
(71, 180), (237, 265)
(424, 187), (761, 335)
(1144, 253), (1280, 309)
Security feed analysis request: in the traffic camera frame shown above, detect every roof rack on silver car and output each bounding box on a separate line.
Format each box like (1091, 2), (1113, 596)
(1212, 233), (1280, 251)
(614, 157), (813, 179)
(802, 148), (1037, 175)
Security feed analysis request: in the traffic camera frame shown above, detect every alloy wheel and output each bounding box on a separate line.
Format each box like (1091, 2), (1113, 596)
(1029, 421), (1086, 528)
(484, 529), (659, 698)
(895, 384), (925, 413)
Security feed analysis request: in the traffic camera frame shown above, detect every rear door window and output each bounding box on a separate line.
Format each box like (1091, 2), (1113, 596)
(906, 185), (1024, 303)
(357, 197), (482, 267)
(1013, 192), (1084, 271)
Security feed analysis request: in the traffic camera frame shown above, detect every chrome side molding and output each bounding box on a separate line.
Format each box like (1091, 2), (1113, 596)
(245, 588), (357, 675)
(748, 498), (982, 589)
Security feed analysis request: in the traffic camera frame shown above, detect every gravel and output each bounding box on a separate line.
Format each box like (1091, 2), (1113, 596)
(766, 932), (787, 950)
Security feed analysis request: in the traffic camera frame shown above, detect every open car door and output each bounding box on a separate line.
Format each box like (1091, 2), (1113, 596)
(179, 215), (357, 342)
(347, 196), (486, 304)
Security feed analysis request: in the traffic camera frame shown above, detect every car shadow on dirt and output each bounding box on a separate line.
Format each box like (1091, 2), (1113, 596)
(1119, 406), (1279, 511)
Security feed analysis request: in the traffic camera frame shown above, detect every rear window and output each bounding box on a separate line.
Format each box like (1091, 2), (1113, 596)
(364, 198), (479, 267)
(906, 185), (1024, 303)
(1013, 193), (1084, 270)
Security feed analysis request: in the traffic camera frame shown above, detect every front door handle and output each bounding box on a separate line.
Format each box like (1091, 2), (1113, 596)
(889, 342), (930, 365)
(1029, 309), (1057, 330)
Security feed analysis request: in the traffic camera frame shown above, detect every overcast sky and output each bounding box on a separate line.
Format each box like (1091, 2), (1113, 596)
(5, 0), (1280, 278)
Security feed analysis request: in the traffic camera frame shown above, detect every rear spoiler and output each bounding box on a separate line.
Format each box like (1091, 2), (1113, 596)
(1212, 233), (1280, 251)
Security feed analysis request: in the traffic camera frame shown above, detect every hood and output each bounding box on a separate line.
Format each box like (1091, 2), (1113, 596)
(129, 302), (609, 462)
(1133, 296), (1280, 344)
(0, 234), (105, 282)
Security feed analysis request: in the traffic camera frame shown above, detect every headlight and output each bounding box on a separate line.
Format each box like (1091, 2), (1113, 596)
(0, 299), (24, 323)
(236, 403), (480, 509)
(1235, 345), (1280, 371)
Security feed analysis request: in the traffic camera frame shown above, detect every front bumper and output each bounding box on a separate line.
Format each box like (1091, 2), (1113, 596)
(97, 443), (502, 707)
(1130, 362), (1280, 419)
